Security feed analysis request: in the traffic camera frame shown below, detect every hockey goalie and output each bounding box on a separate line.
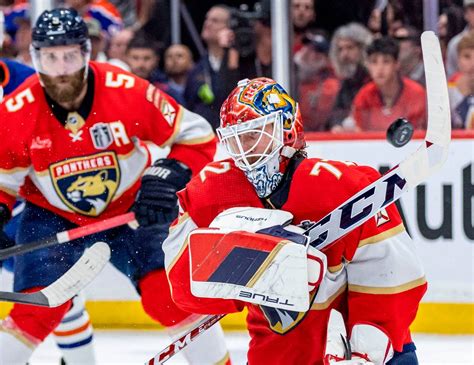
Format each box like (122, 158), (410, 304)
(163, 77), (428, 365)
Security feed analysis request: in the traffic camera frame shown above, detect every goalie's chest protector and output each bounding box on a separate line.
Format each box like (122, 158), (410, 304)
(182, 160), (265, 228)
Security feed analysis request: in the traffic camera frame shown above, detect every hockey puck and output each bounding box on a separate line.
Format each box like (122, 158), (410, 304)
(386, 118), (414, 147)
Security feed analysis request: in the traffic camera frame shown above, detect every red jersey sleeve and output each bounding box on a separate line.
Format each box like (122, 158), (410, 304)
(343, 166), (427, 351)
(126, 78), (216, 175)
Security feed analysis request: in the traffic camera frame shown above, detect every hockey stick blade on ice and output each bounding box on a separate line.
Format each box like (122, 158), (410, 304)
(0, 212), (135, 260)
(146, 31), (450, 365)
(0, 241), (111, 307)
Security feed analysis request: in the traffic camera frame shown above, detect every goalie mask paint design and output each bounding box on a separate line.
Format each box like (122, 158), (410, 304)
(217, 78), (305, 198)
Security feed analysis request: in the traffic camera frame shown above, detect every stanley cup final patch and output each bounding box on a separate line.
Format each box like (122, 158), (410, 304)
(49, 152), (121, 216)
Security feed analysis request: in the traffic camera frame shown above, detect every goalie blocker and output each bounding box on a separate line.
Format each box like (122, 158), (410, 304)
(189, 208), (327, 311)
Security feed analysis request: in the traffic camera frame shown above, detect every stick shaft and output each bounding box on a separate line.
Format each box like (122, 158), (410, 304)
(0, 212), (135, 260)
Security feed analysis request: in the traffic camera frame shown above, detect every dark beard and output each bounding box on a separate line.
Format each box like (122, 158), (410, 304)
(40, 68), (87, 105)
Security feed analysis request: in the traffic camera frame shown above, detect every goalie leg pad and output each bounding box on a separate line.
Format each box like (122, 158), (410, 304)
(9, 288), (72, 341)
(139, 269), (191, 327)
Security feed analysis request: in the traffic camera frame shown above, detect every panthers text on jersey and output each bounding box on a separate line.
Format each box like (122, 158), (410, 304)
(0, 61), (216, 225)
(163, 158), (427, 365)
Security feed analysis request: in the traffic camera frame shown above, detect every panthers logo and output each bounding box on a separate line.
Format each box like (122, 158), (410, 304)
(238, 82), (296, 125)
(50, 152), (120, 216)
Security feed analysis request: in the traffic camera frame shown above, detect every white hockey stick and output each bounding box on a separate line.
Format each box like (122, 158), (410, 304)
(303, 31), (450, 250)
(145, 31), (450, 365)
(0, 241), (110, 307)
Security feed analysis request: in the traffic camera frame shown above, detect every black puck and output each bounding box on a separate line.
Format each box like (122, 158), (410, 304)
(386, 118), (414, 147)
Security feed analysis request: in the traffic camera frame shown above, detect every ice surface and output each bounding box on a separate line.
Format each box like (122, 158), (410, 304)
(29, 330), (474, 364)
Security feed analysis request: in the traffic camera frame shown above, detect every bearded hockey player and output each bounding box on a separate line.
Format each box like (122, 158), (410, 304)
(163, 77), (427, 364)
(0, 8), (229, 365)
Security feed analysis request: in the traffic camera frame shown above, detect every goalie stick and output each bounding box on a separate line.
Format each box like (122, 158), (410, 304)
(146, 31), (450, 365)
(0, 212), (135, 260)
(0, 241), (110, 307)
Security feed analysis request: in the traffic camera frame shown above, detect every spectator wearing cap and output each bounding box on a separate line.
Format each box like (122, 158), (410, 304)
(85, 17), (107, 62)
(327, 22), (372, 132)
(351, 37), (426, 132)
(291, 0), (316, 53)
(448, 32), (474, 129)
(294, 32), (340, 131)
(446, 0), (474, 77)
(394, 25), (425, 86)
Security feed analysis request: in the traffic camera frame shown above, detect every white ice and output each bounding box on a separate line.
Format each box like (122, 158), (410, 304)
(29, 330), (474, 364)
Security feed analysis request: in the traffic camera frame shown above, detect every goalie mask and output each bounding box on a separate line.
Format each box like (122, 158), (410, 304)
(217, 78), (305, 198)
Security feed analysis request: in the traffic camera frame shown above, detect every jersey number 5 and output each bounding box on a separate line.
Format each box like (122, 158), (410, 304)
(5, 89), (34, 112)
(105, 72), (135, 89)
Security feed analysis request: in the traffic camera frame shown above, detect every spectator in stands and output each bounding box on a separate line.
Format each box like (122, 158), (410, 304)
(216, 2), (273, 79)
(294, 32), (340, 131)
(327, 22), (372, 132)
(184, 5), (238, 130)
(109, 0), (137, 28)
(106, 28), (133, 70)
(447, 0), (474, 77)
(85, 18), (107, 62)
(394, 25), (425, 86)
(164, 44), (194, 104)
(126, 33), (162, 81)
(448, 32), (474, 129)
(64, 0), (123, 36)
(438, 4), (466, 61)
(234, 14), (273, 79)
(292, 0), (316, 53)
(352, 37), (426, 132)
(126, 33), (182, 103)
(367, 6), (383, 38)
(386, 0), (405, 36)
(2, 0), (27, 40)
(12, 14), (31, 66)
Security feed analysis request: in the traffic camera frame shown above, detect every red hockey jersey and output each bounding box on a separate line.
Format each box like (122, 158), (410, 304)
(0, 62), (216, 225)
(164, 158), (427, 364)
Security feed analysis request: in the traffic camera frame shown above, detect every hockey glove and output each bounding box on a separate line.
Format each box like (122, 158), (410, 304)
(133, 158), (192, 227)
(324, 310), (394, 365)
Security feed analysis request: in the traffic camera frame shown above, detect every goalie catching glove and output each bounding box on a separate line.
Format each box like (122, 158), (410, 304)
(133, 158), (192, 227)
(324, 309), (394, 365)
(188, 207), (327, 312)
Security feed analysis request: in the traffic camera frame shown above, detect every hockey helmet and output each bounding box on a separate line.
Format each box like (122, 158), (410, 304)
(30, 8), (91, 76)
(217, 77), (305, 198)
